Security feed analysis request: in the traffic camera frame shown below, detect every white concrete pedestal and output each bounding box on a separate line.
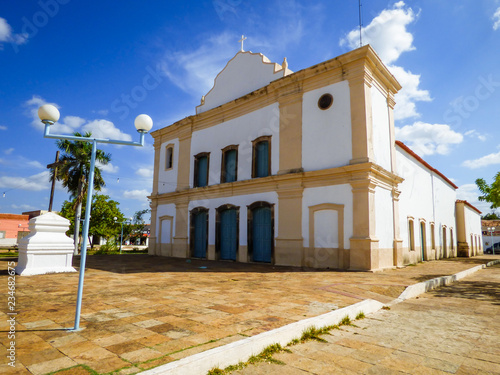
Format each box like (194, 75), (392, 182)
(15, 212), (76, 276)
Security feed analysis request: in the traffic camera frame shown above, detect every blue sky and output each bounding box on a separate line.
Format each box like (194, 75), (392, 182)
(1, 0), (500, 219)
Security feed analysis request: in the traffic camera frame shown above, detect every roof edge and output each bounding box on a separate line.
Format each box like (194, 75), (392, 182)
(395, 140), (458, 190)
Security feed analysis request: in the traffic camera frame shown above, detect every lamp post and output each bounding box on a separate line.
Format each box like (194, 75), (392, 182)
(38, 104), (152, 331)
(114, 217), (132, 253)
(487, 226), (496, 254)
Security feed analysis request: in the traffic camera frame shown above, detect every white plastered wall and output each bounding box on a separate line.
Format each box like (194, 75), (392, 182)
(302, 185), (353, 250)
(157, 138), (179, 194)
(302, 81), (352, 171)
(396, 146), (457, 258)
(188, 192), (279, 245)
(374, 186), (394, 249)
(464, 205), (482, 251)
(190, 104), (280, 187)
(197, 52), (288, 114)
(371, 86), (392, 171)
(155, 204), (176, 242)
(432, 174), (457, 251)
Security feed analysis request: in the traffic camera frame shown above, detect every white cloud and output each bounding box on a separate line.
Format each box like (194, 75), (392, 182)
(11, 203), (37, 211)
(493, 7), (500, 30)
(0, 125), (7, 130)
(340, 2), (431, 122)
(0, 171), (50, 191)
(27, 160), (44, 169)
(389, 65), (431, 120)
(25, 96), (131, 141)
(161, 32), (236, 97)
(4, 148), (14, 155)
(82, 119), (132, 142)
(136, 167), (153, 178)
(462, 151), (500, 169)
(464, 130), (486, 142)
(123, 189), (150, 201)
(97, 161), (119, 174)
(340, 1), (416, 64)
(456, 183), (489, 213)
(0, 17), (27, 47)
(396, 122), (463, 156)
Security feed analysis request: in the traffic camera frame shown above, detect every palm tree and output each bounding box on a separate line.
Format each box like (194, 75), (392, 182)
(51, 132), (111, 255)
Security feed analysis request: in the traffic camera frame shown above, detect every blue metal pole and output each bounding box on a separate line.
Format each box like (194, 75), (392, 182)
(120, 223), (123, 254)
(72, 139), (97, 331)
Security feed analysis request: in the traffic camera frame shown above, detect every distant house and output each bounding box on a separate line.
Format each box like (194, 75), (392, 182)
(148, 45), (483, 271)
(481, 220), (500, 253)
(0, 213), (30, 247)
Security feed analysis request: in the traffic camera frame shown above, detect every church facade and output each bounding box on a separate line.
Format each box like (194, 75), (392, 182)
(148, 45), (482, 271)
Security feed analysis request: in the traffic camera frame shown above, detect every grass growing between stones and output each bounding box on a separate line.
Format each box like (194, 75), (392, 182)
(207, 312), (365, 374)
(207, 343), (288, 375)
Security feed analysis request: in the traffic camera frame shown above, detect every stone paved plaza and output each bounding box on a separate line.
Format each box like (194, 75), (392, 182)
(233, 263), (500, 374)
(0, 254), (498, 374)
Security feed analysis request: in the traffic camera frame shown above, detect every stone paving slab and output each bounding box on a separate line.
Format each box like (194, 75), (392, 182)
(231, 263), (500, 375)
(0, 254), (498, 374)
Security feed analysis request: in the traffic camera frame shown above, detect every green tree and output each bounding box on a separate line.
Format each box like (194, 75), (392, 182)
(130, 209), (150, 245)
(476, 172), (500, 210)
(60, 194), (124, 249)
(52, 132), (111, 254)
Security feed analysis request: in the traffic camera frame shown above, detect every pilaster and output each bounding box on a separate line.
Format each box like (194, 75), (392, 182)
(277, 91), (303, 175)
(275, 179), (304, 266)
(172, 197), (189, 258)
(349, 177), (379, 270)
(176, 123), (193, 192)
(392, 187), (404, 267)
(348, 65), (375, 165)
(149, 199), (158, 256)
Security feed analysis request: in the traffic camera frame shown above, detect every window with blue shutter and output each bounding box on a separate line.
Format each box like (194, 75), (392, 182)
(221, 146), (238, 183)
(194, 153), (209, 187)
(252, 136), (271, 178)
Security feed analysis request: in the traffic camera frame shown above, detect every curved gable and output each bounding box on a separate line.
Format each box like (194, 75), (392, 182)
(196, 51), (292, 114)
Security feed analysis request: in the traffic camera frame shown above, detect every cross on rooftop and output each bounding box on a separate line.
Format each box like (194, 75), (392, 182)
(238, 35), (247, 52)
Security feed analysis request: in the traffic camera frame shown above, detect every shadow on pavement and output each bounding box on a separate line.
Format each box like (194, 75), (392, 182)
(70, 254), (360, 274)
(431, 280), (500, 305)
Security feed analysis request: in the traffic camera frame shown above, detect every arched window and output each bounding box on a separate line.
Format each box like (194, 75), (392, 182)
(252, 136), (271, 178)
(194, 152), (210, 187)
(221, 145), (238, 183)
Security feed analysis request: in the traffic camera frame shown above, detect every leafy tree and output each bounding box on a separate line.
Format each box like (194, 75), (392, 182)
(481, 213), (500, 220)
(52, 132), (111, 254)
(60, 194), (123, 249)
(129, 209), (150, 245)
(476, 173), (500, 209)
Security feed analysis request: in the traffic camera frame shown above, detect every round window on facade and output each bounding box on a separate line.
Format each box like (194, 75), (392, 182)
(318, 93), (333, 110)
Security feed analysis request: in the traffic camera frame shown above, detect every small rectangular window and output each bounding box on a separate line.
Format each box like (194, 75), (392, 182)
(221, 146), (238, 183)
(408, 219), (415, 251)
(252, 136), (271, 178)
(194, 153), (210, 188)
(165, 145), (174, 170)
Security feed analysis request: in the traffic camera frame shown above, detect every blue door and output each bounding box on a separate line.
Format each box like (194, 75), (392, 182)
(220, 209), (237, 260)
(193, 210), (207, 258)
(252, 206), (272, 262)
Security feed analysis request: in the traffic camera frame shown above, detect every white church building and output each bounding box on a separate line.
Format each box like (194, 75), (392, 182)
(148, 44), (483, 271)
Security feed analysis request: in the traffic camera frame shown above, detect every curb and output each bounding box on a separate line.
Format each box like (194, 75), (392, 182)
(390, 258), (500, 305)
(139, 299), (385, 375)
(140, 258), (500, 374)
